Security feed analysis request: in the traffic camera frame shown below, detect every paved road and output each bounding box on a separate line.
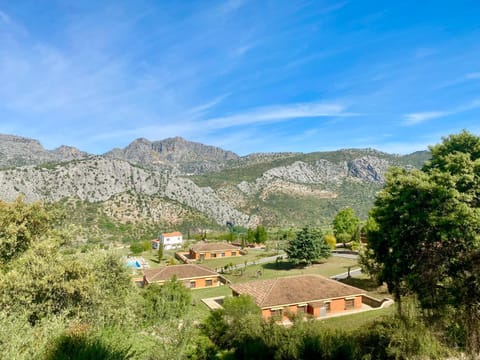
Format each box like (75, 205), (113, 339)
(330, 267), (362, 280)
(331, 251), (359, 259)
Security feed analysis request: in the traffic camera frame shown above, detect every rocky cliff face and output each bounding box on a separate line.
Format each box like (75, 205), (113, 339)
(235, 156), (389, 198)
(105, 136), (239, 174)
(0, 157), (255, 227)
(0, 133), (429, 228)
(0, 134), (90, 168)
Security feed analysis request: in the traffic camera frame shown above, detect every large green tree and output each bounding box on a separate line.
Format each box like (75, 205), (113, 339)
(367, 131), (480, 356)
(332, 207), (360, 246)
(202, 295), (261, 354)
(0, 196), (57, 263)
(254, 225), (268, 244)
(142, 277), (192, 324)
(285, 227), (330, 265)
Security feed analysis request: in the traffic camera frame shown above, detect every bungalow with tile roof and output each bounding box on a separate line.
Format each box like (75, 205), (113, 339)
(189, 242), (241, 260)
(230, 274), (368, 321)
(142, 264), (226, 289)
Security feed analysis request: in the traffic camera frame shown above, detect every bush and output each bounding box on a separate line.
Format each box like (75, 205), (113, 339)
(357, 314), (450, 360)
(129, 240), (150, 255)
(45, 325), (135, 360)
(323, 234), (337, 250)
(142, 278), (192, 323)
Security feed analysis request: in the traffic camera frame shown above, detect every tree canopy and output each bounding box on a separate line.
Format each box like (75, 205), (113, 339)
(0, 196), (57, 263)
(367, 131), (480, 356)
(332, 207), (360, 245)
(142, 277), (192, 323)
(246, 225), (268, 244)
(285, 227), (330, 265)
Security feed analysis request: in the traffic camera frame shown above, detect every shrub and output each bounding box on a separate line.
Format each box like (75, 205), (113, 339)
(323, 234), (337, 250)
(45, 325), (135, 360)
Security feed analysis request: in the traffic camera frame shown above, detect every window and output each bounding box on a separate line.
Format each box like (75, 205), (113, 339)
(345, 298), (355, 310)
(212, 253), (217, 258)
(221, 252), (225, 257)
(271, 309), (283, 318)
(205, 279), (213, 286)
(324, 302), (331, 312)
(232, 251), (236, 256)
(189, 281), (196, 288)
(298, 305), (307, 313)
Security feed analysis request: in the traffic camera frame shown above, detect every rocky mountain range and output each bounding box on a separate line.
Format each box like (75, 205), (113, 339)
(0, 133), (430, 230)
(0, 134), (90, 168)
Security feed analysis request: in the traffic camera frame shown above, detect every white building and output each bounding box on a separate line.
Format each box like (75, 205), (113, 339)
(152, 231), (183, 250)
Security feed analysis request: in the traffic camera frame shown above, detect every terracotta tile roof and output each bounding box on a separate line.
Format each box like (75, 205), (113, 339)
(230, 274), (365, 308)
(162, 231), (182, 237)
(190, 241), (241, 253)
(143, 264), (217, 283)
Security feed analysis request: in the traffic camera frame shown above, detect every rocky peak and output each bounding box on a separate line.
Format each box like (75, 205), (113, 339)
(51, 145), (90, 161)
(150, 136), (239, 162)
(347, 156), (390, 183)
(105, 136), (239, 173)
(0, 134), (91, 168)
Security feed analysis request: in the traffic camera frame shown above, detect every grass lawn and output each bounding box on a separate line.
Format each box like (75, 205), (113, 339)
(317, 306), (395, 331)
(186, 285), (231, 321)
(338, 274), (391, 300)
(199, 249), (280, 269)
(224, 256), (359, 284)
(119, 247), (282, 270)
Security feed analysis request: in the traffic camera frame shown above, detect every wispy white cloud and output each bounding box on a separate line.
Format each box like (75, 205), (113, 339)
(230, 43), (254, 58)
(413, 47), (437, 59)
(403, 111), (450, 125)
(436, 71), (480, 89)
(464, 72), (480, 80)
(318, 1), (349, 15)
(187, 93), (231, 116)
(218, 0), (248, 15)
(204, 102), (350, 129)
(403, 97), (480, 126)
(0, 9), (11, 24)
(88, 100), (352, 154)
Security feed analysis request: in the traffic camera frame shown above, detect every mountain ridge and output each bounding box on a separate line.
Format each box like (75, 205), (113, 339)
(0, 132), (430, 231)
(0, 133), (90, 168)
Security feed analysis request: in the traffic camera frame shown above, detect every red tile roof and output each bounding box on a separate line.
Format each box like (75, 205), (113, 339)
(143, 264), (217, 283)
(190, 241), (241, 253)
(230, 275), (365, 308)
(162, 231), (182, 237)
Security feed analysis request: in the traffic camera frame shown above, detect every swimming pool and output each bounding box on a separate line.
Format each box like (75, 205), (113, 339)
(126, 260), (142, 269)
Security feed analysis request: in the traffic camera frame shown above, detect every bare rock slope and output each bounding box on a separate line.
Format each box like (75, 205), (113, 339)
(0, 157), (255, 227)
(105, 136), (239, 174)
(0, 134), (89, 167)
(0, 133), (429, 227)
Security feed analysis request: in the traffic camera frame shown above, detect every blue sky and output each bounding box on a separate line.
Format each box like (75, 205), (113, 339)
(0, 1), (479, 155)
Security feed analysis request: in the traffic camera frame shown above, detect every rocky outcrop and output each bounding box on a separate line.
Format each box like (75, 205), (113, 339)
(0, 134), (90, 168)
(236, 157), (388, 199)
(0, 157), (255, 227)
(51, 145), (91, 161)
(0, 132), (428, 228)
(105, 136), (239, 174)
(347, 156), (390, 183)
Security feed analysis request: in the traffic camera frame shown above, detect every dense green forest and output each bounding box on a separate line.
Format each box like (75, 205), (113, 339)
(0, 131), (479, 359)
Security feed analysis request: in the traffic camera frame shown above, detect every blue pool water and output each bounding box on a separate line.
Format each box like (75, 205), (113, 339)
(126, 260), (142, 269)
